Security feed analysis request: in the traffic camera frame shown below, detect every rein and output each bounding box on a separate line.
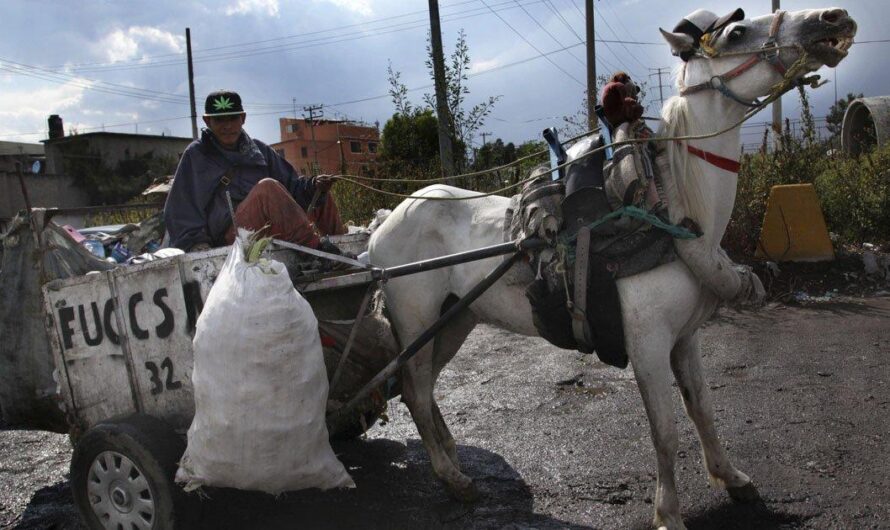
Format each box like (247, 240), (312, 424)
(680, 10), (792, 108)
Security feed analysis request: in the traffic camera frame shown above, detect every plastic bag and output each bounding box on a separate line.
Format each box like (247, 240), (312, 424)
(176, 232), (354, 493)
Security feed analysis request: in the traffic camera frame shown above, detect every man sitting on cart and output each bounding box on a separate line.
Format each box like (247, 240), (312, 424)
(164, 89), (347, 253)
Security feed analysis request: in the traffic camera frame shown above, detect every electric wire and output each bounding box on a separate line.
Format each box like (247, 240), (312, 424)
(589, 1), (649, 74)
(62, 0), (554, 73)
(539, 0), (622, 77)
(598, 0), (659, 66)
(512, 0), (586, 68)
(479, 0), (585, 86)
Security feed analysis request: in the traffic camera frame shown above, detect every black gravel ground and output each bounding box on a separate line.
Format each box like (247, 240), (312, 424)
(2, 296), (889, 529)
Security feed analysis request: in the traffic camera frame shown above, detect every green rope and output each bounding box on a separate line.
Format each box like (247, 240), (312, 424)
(561, 205), (700, 245)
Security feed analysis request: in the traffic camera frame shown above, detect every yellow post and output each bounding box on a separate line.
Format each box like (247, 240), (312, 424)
(755, 183), (834, 262)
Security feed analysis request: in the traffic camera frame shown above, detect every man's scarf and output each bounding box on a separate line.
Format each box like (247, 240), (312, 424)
(203, 128), (267, 167)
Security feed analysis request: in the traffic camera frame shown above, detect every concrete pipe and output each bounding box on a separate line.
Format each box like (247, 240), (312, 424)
(841, 96), (890, 156)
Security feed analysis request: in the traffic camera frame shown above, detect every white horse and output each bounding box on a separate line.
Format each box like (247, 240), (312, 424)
(368, 7), (856, 529)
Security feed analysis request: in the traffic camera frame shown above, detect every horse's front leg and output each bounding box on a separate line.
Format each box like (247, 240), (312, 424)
(670, 332), (759, 501)
(401, 346), (478, 502)
(630, 332), (686, 530)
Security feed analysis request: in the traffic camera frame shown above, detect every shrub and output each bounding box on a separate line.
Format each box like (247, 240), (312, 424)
(814, 144), (890, 244)
(725, 88), (890, 256)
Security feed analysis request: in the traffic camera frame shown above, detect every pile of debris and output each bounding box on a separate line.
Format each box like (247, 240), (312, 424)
(748, 242), (890, 304)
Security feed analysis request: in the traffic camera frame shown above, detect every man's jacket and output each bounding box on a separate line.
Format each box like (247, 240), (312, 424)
(164, 129), (316, 251)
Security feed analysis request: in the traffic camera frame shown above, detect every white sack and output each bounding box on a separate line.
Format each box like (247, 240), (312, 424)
(176, 237), (354, 494)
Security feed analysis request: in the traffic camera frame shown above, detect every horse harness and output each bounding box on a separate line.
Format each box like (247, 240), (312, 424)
(511, 124), (685, 369)
(677, 10), (789, 173)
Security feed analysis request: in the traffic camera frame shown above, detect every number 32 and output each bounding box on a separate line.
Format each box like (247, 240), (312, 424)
(144, 357), (183, 395)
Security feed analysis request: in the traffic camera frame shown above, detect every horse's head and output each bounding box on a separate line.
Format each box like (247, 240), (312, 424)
(661, 7), (857, 106)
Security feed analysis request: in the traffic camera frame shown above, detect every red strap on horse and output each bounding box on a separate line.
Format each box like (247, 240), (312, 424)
(681, 142), (741, 173)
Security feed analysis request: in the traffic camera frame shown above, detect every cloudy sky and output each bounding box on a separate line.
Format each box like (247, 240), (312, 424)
(0, 0), (885, 151)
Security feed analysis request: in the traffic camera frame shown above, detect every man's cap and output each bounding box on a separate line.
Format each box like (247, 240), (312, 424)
(204, 90), (245, 117)
(673, 8), (745, 49)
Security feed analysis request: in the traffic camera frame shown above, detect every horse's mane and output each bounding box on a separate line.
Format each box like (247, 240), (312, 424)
(657, 62), (709, 229)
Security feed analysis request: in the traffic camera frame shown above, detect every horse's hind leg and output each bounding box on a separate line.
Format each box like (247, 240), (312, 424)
(670, 332), (759, 501)
(430, 302), (479, 469)
(630, 333), (686, 530)
(401, 350), (478, 501)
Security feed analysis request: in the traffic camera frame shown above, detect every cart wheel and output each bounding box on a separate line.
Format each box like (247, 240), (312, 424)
(70, 414), (189, 530)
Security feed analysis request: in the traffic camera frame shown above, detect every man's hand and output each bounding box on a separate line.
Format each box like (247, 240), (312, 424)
(312, 174), (335, 194)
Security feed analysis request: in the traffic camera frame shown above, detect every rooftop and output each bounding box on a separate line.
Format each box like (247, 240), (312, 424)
(42, 131), (192, 144)
(0, 141), (44, 156)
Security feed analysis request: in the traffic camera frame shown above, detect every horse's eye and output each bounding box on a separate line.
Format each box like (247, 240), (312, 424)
(728, 26), (746, 41)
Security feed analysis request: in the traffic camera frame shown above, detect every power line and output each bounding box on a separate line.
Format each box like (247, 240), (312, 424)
(0, 58), (189, 102)
(1, 40), (591, 141)
(557, 0), (623, 75)
(590, 1), (648, 74)
(512, 0), (586, 68)
(51, 1), (663, 75)
(479, 0), (585, 86)
(51, 0), (483, 70)
(62, 0), (556, 73)
(648, 66), (671, 111)
(597, 0), (659, 66)
(539, 0), (620, 76)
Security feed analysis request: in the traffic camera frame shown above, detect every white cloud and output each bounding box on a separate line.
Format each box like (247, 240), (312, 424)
(0, 79), (93, 141)
(470, 58), (502, 75)
(0, 80), (90, 119)
(317, 0), (372, 16)
(97, 26), (185, 63)
(225, 0), (280, 17)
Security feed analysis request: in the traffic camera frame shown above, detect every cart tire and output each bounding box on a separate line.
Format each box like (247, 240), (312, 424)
(70, 414), (189, 530)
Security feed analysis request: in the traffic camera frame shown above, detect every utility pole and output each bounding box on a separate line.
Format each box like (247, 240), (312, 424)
(186, 28), (198, 140)
(480, 131), (492, 145)
(648, 67), (671, 111)
(585, 0), (597, 131)
(303, 104), (323, 175)
(428, 0), (456, 181)
(771, 0), (782, 149)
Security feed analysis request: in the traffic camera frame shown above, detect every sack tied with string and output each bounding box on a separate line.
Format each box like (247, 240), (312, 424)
(175, 231), (354, 494)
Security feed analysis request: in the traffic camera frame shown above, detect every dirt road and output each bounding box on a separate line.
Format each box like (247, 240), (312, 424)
(2, 297), (889, 529)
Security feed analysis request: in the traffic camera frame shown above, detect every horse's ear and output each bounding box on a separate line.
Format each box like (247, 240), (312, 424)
(659, 28), (695, 57)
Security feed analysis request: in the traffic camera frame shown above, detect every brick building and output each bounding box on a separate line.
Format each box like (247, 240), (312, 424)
(270, 118), (379, 176)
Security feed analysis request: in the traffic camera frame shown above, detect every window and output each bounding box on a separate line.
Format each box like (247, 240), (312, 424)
(368, 142), (378, 154)
(300, 146), (308, 158)
(288, 124), (299, 133)
(350, 141), (362, 153)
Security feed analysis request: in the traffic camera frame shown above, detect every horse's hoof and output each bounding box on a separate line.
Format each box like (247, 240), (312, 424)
(728, 482), (760, 503)
(448, 481), (481, 504)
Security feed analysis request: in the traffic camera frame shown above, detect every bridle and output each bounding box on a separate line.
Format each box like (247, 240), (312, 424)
(679, 10), (792, 108)
(675, 10), (820, 172)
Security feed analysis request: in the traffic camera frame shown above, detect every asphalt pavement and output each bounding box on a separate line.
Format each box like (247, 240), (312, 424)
(2, 296), (889, 529)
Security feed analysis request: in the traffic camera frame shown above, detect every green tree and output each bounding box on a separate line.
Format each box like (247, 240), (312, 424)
(422, 29), (500, 161)
(386, 29), (500, 170)
(826, 92), (864, 136)
(379, 109), (440, 167)
(471, 138), (516, 171)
